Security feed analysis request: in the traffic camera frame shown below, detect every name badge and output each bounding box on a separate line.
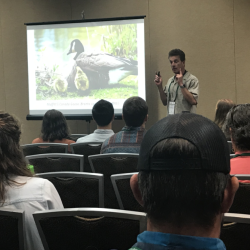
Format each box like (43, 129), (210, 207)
(168, 101), (175, 115)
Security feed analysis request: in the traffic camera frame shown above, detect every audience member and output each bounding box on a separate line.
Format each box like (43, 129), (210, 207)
(224, 104), (250, 182)
(77, 99), (114, 143)
(32, 109), (75, 152)
(101, 96), (148, 154)
(130, 113), (238, 250)
(214, 99), (235, 139)
(0, 112), (63, 250)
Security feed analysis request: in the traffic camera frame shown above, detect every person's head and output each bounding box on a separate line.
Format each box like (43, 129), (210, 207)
(168, 49), (185, 74)
(122, 97), (148, 127)
(131, 113), (238, 235)
(223, 104), (250, 152)
(92, 99), (114, 127)
(41, 109), (70, 142)
(214, 99), (235, 129)
(0, 112), (32, 203)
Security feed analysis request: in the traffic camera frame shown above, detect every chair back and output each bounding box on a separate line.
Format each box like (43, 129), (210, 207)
(70, 134), (88, 141)
(227, 141), (233, 154)
(36, 172), (104, 208)
(0, 209), (25, 250)
(230, 154), (235, 159)
(89, 153), (139, 208)
(34, 208), (146, 250)
(26, 153), (84, 174)
(111, 172), (144, 212)
(71, 142), (102, 172)
(229, 175), (250, 214)
(21, 143), (68, 157)
(221, 213), (250, 250)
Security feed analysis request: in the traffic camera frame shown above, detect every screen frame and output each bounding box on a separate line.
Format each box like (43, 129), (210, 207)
(25, 15), (146, 120)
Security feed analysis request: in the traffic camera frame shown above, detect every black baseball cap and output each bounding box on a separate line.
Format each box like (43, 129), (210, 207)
(138, 113), (230, 174)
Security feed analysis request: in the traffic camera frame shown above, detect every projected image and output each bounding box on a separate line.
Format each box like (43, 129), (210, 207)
(34, 24), (138, 101)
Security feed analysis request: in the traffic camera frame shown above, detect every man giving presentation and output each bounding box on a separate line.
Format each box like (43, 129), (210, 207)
(155, 49), (199, 114)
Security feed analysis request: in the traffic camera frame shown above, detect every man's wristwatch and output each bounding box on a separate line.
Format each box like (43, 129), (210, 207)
(180, 84), (186, 88)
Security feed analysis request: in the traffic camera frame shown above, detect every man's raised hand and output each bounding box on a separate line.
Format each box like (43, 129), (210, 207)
(176, 69), (183, 86)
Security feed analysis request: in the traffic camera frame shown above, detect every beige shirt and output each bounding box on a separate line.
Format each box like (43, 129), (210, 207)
(163, 71), (199, 114)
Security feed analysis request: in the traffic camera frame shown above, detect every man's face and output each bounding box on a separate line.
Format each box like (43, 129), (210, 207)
(169, 56), (185, 74)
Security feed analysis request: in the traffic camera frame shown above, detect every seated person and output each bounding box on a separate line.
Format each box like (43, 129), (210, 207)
(214, 99), (235, 140)
(0, 112), (63, 250)
(32, 109), (75, 152)
(224, 104), (250, 183)
(77, 99), (114, 143)
(130, 113), (238, 250)
(101, 96), (148, 154)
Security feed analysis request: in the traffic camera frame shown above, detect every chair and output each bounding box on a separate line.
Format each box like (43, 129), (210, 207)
(221, 213), (250, 250)
(229, 175), (250, 214)
(36, 172), (104, 208)
(26, 153), (84, 174)
(70, 142), (102, 172)
(70, 134), (87, 141)
(0, 208), (25, 250)
(227, 141), (233, 154)
(111, 172), (144, 212)
(89, 153), (139, 209)
(33, 208), (146, 250)
(21, 143), (68, 157)
(230, 154), (235, 159)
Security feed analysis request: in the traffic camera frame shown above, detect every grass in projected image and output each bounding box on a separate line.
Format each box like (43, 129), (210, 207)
(35, 24), (139, 100)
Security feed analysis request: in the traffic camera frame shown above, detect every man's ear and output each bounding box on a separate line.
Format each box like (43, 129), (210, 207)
(144, 114), (148, 122)
(221, 176), (239, 213)
(112, 114), (115, 122)
(130, 174), (143, 206)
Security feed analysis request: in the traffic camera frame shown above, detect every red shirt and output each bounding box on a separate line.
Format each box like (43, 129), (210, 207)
(230, 151), (250, 183)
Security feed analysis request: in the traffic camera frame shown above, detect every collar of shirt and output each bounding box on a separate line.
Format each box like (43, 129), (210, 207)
(121, 126), (145, 132)
(93, 129), (114, 134)
(234, 150), (250, 155)
(137, 231), (226, 250)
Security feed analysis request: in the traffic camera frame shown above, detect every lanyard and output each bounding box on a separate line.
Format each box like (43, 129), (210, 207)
(168, 71), (187, 102)
(231, 153), (250, 158)
(168, 77), (179, 102)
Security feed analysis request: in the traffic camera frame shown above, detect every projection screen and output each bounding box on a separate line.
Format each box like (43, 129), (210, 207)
(25, 16), (146, 116)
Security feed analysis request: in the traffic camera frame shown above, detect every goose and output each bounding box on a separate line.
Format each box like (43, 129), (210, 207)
(67, 39), (138, 87)
(53, 76), (68, 92)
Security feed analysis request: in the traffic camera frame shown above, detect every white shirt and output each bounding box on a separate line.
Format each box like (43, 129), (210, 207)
(76, 129), (114, 143)
(1, 176), (63, 250)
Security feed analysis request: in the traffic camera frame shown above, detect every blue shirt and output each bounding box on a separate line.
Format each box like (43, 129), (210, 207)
(130, 231), (226, 250)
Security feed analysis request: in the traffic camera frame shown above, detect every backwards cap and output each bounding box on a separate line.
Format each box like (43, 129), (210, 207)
(138, 113), (230, 174)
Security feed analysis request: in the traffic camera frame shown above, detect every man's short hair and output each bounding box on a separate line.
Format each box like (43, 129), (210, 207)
(223, 104), (250, 151)
(123, 97), (148, 127)
(168, 49), (185, 62)
(92, 99), (114, 127)
(139, 138), (229, 228)
(137, 113), (230, 228)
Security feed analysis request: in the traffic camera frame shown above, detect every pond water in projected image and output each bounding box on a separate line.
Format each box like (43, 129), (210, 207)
(34, 25), (139, 101)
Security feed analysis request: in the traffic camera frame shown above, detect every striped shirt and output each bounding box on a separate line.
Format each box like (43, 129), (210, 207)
(100, 126), (146, 154)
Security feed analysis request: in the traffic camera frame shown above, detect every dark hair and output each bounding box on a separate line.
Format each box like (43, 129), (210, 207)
(138, 138), (229, 228)
(214, 99), (235, 129)
(123, 97), (148, 127)
(168, 49), (185, 62)
(92, 99), (114, 126)
(0, 112), (32, 204)
(223, 104), (250, 151)
(41, 109), (70, 142)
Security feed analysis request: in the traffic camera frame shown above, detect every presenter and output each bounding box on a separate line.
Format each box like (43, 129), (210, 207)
(154, 49), (199, 114)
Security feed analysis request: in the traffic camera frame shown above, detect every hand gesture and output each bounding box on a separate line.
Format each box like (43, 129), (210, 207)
(154, 71), (162, 86)
(176, 69), (183, 86)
